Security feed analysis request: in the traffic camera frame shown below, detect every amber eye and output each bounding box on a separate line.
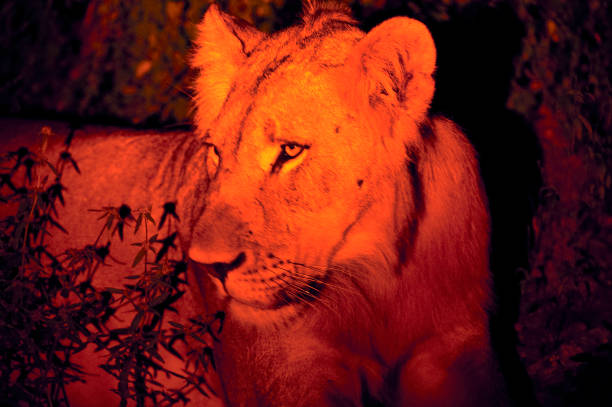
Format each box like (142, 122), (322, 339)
(271, 143), (309, 174)
(281, 143), (305, 159)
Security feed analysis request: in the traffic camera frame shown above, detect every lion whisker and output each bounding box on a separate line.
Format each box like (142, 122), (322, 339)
(275, 265), (361, 299)
(267, 267), (343, 318)
(257, 272), (294, 308)
(281, 280), (342, 320)
(286, 259), (358, 279)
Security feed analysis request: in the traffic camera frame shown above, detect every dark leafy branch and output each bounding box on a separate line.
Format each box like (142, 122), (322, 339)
(0, 126), (216, 407)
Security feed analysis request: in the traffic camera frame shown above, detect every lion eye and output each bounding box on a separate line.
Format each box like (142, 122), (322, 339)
(271, 143), (308, 174)
(281, 143), (305, 159)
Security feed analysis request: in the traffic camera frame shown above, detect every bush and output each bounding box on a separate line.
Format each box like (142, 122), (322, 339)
(0, 126), (219, 406)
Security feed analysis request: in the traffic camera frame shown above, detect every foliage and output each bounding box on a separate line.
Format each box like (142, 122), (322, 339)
(508, 0), (611, 198)
(0, 0), (212, 125)
(0, 126), (218, 406)
(0, 0), (484, 125)
(508, 1), (612, 405)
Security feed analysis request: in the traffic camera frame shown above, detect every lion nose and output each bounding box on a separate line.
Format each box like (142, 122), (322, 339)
(193, 252), (246, 283)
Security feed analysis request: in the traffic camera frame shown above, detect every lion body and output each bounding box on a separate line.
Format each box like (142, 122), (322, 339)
(186, 2), (507, 406)
(1, 2), (508, 406)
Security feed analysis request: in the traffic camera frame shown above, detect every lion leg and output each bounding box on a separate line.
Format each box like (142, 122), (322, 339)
(397, 333), (509, 407)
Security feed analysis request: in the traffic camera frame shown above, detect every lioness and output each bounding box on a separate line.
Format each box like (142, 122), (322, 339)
(2, 1), (509, 406)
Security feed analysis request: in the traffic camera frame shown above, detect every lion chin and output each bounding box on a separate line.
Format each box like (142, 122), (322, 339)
(184, 2), (510, 406)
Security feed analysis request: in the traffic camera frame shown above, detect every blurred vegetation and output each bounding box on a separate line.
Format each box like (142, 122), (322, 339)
(1, 0), (210, 125)
(1, 0), (611, 406)
(508, 1), (612, 406)
(0, 0), (485, 126)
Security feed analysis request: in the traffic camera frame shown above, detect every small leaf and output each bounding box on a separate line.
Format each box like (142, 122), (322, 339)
(47, 215), (68, 234)
(134, 213), (143, 234)
(204, 347), (215, 370)
(60, 151), (81, 174)
(45, 160), (59, 176)
(132, 248), (146, 267)
(189, 333), (208, 345)
(144, 211), (156, 225)
(105, 214), (115, 230)
(103, 286), (123, 293)
(151, 352), (165, 363)
(130, 311), (144, 331)
(155, 232), (177, 262)
(116, 221), (124, 241)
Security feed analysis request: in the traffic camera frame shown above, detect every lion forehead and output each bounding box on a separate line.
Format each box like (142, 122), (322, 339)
(230, 19), (363, 99)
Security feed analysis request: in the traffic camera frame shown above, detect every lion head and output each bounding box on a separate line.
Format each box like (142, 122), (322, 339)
(185, 2), (490, 333)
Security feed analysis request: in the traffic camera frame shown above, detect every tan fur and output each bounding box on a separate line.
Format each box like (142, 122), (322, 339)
(1, 2), (507, 406)
(188, 3), (507, 406)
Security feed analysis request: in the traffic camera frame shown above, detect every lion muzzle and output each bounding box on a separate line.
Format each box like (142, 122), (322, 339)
(190, 251), (246, 283)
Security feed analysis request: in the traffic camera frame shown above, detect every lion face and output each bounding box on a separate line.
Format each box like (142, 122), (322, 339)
(188, 4), (436, 325)
(190, 72), (389, 322)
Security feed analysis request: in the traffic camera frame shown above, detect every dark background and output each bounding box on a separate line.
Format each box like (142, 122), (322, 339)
(1, 0), (611, 406)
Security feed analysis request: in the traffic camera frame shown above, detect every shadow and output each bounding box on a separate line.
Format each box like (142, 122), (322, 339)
(430, 4), (542, 406)
(361, 2), (542, 406)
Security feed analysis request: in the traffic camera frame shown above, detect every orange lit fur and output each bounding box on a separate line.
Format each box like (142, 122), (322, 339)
(1, 1), (507, 406)
(188, 1), (507, 406)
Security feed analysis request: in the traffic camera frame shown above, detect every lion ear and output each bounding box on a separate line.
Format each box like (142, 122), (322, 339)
(344, 17), (436, 124)
(192, 4), (264, 130)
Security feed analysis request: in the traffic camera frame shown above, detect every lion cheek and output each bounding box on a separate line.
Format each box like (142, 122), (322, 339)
(223, 274), (272, 308)
(332, 227), (397, 273)
(329, 200), (397, 264)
